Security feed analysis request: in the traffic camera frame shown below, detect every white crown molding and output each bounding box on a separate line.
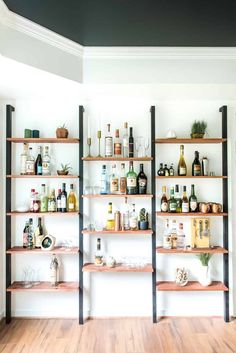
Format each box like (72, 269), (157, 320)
(0, 0), (9, 23)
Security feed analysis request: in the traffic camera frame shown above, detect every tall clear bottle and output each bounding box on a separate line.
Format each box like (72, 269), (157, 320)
(126, 161), (137, 195)
(23, 220), (29, 248)
(122, 198), (130, 230)
(20, 143), (28, 175)
(122, 122), (129, 158)
(163, 219), (172, 249)
(25, 147), (35, 175)
(129, 204), (138, 230)
(100, 165), (109, 194)
(105, 124), (113, 157)
(119, 163), (127, 194)
(114, 129), (122, 156)
(178, 145), (187, 176)
(42, 146), (51, 175)
(68, 184), (76, 212)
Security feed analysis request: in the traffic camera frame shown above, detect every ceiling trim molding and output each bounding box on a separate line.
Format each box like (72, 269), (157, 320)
(0, 0), (9, 23)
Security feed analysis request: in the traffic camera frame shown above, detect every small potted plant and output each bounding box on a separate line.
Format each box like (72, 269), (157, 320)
(57, 163), (72, 175)
(196, 253), (212, 286)
(190, 120), (207, 139)
(138, 208), (149, 230)
(56, 124), (69, 138)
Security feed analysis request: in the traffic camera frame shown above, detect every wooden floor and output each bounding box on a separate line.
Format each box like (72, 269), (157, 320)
(0, 317), (236, 353)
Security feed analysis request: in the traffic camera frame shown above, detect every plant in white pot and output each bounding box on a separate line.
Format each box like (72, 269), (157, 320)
(196, 253), (212, 286)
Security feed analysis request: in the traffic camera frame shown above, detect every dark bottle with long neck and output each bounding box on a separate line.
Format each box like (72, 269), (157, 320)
(192, 151), (201, 176)
(137, 164), (147, 194)
(35, 146), (42, 175)
(61, 183), (67, 212)
(126, 161), (137, 195)
(189, 184), (198, 212)
(129, 127), (134, 158)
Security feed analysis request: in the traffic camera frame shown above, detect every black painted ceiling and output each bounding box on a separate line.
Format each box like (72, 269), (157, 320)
(3, 0), (236, 46)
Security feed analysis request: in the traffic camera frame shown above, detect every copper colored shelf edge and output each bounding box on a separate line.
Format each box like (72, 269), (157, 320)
(83, 263), (153, 273)
(82, 157), (153, 161)
(7, 175), (79, 178)
(7, 138), (79, 143)
(7, 211), (79, 216)
(156, 281), (228, 291)
(156, 212), (228, 217)
(83, 194), (153, 198)
(82, 229), (153, 234)
(6, 246), (79, 254)
(156, 246), (228, 254)
(155, 138), (227, 144)
(155, 175), (227, 179)
(7, 281), (79, 292)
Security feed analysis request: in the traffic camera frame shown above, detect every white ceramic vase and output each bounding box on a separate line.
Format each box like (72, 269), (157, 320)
(199, 265), (212, 286)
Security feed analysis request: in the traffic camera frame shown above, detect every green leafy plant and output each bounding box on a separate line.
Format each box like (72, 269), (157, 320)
(139, 208), (146, 222)
(196, 253), (212, 266)
(58, 123), (67, 129)
(60, 163), (72, 173)
(191, 120), (207, 135)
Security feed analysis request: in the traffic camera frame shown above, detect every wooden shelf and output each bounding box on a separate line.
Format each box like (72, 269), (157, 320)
(6, 175), (79, 179)
(156, 175), (227, 179)
(82, 229), (153, 235)
(156, 246), (228, 254)
(7, 211), (79, 216)
(7, 138), (79, 143)
(83, 194), (153, 198)
(7, 281), (79, 292)
(156, 212), (228, 217)
(155, 138), (227, 144)
(82, 157), (152, 161)
(83, 263), (153, 273)
(6, 246), (79, 254)
(156, 281), (228, 291)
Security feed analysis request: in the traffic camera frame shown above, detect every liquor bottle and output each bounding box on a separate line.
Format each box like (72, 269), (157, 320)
(119, 163), (127, 194)
(169, 163), (174, 176)
(34, 217), (44, 248)
(110, 164), (119, 194)
(35, 146), (43, 175)
(23, 220), (29, 248)
(161, 186), (168, 212)
(61, 183), (67, 212)
(192, 151), (201, 176)
(68, 184), (76, 212)
(27, 218), (35, 249)
(129, 127), (134, 158)
(175, 185), (182, 213)
(164, 164), (170, 176)
(33, 192), (40, 213)
(40, 184), (48, 212)
(181, 186), (189, 213)
(157, 163), (165, 176)
(129, 204), (138, 230)
(177, 223), (185, 249)
(48, 188), (57, 212)
(178, 145), (187, 176)
(29, 188), (35, 212)
(57, 189), (62, 212)
(25, 147), (35, 175)
(168, 187), (177, 213)
(126, 161), (137, 194)
(105, 124), (113, 157)
(137, 164), (147, 194)
(106, 202), (115, 230)
(170, 219), (178, 249)
(122, 122), (129, 158)
(100, 165), (109, 194)
(114, 129), (122, 156)
(42, 146), (51, 176)
(122, 198), (130, 230)
(20, 143), (28, 175)
(163, 219), (172, 249)
(189, 184), (198, 212)
(94, 238), (104, 266)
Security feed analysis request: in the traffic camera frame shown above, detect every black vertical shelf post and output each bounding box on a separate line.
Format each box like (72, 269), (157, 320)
(6, 105), (14, 324)
(220, 105), (229, 322)
(150, 106), (157, 323)
(79, 105), (84, 324)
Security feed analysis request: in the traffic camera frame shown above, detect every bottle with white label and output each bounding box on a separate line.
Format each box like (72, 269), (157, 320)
(126, 161), (137, 195)
(129, 204), (138, 230)
(105, 124), (113, 157)
(110, 164), (119, 194)
(100, 165), (109, 194)
(20, 143), (28, 175)
(48, 188), (57, 212)
(189, 184), (198, 212)
(25, 147), (35, 175)
(161, 186), (168, 212)
(178, 145), (187, 176)
(181, 186), (189, 213)
(68, 184), (76, 212)
(61, 183), (67, 212)
(42, 146), (51, 175)
(163, 219), (172, 249)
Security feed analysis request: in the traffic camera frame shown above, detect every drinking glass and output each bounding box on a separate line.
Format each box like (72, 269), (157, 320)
(144, 138), (150, 157)
(22, 266), (33, 288)
(93, 186), (101, 195)
(136, 136), (145, 157)
(84, 186), (93, 195)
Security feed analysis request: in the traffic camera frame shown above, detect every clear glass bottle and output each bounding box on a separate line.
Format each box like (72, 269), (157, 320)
(192, 151), (201, 176)
(94, 238), (104, 266)
(168, 186), (177, 213)
(122, 198), (130, 230)
(48, 188), (57, 212)
(189, 184), (198, 212)
(114, 129), (122, 156)
(122, 122), (129, 158)
(29, 188), (35, 212)
(105, 124), (113, 157)
(177, 222), (185, 249)
(106, 202), (115, 230)
(110, 164), (119, 194)
(40, 184), (48, 212)
(27, 218), (35, 249)
(68, 184), (76, 212)
(170, 219), (178, 249)
(126, 161), (137, 195)
(175, 184), (182, 213)
(35, 146), (42, 175)
(33, 192), (40, 213)
(119, 163), (127, 194)
(181, 186), (189, 213)
(100, 165), (109, 194)
(163, 219), (172, 249)
(161, 186), (168, 212)
(178, 145), (187, 176)
(42, 146), (51, 176)
(20, 143), (28, 175)
(129, 203), (138, 230)
(25, 147), (35, 175)
(137, 164), (147, 194)
(34, 217), (44, 248)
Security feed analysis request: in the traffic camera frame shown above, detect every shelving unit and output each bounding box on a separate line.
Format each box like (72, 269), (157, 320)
(155, 105), (229, 322)
(5, 105), (81, 324)
(80, 105), (157, 323)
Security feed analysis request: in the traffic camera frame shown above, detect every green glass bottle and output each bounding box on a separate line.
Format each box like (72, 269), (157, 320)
(189, 184), (198, 212)
(168, 187), (177, 213)
(126, 161), (137, 195)
(175, 184), (182, 213)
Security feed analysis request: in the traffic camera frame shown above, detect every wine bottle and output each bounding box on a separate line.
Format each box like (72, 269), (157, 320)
(94, 238), (104, 266)
(192, 151), (201, 176)
(106, 202), (115, 230)
(122, 122), (129, 158)
(178, 145), (187, 176)
(100, 165), (109, 194)
(48, 188), (57, 212)
(35, 146), (42, 175)
(42, 146), (51, 176)
(126, 161), (137, 195)
(129, 127), (134, 158)
(23, 221), (29, 248)
(61, 183), (67, 212)
(168, 187), (177, 212)
(68, 184), (76, 212)
(119, 163), (127, 194)
(161, 186), (168, 212)
(57, 189), (62, 212)
(20, 143), (28, 175)
(175, 184), (182, 213)
(181, 186), (189, 213)
(189, 184), (198, 212)
(34, 217), (44, 248)
(137, 164), (147, 194)
(105, 124), (113, 157)
(114, 129), (122, 156)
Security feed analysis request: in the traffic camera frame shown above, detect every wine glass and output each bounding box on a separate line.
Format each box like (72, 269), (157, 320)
(144, 138), (150, 157)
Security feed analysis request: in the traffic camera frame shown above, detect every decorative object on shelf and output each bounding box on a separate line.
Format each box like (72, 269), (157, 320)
(175, 267), (189, 286)
(106, 256), (116, 268)
(50, 254), (60, 286)
(41, 235), (56, 251)
(211, 203), (222, 213)
(56, 124), (68, 138)
(190, 120), (207, 139)
(198, 202), (211, 213)
(138, 208), (149, 230)
(87, 137), (92, 157)
(22, 265), (33, 288)
(32, 130), (40, 138)
(196, 253), (212, 286)
(166, 129), (177, 139)
(191, 218), (210, 248)
(57, 163), (72, 176)
(24, 129), (32, 138)
(94, 238), (104, 266)
(97, 130), (102, 157)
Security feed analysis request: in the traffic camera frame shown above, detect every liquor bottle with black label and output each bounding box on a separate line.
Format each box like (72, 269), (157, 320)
(137, 164), (147, 194)
(178, 145), (187, 176)
(192, 151), (201, 176)
(105, 124), (113, 157)
(181, 186), (189, 213)
(161, 186), (168, 212)
(114, 129), (122, 156)
(168, 187), (177, 213)
(175, 184), (182, 213)
(129, 127), (134, 158)
(189, 184), (198, 212)
(126, 161), (137, 194)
